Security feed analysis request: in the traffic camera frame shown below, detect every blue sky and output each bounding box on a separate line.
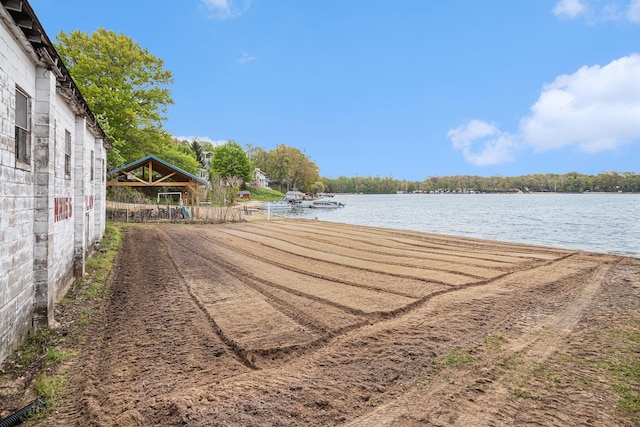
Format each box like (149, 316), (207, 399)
(31, 0), (640, 181)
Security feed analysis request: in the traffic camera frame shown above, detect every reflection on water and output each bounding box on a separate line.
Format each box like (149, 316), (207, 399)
(275, 193), (640, 257)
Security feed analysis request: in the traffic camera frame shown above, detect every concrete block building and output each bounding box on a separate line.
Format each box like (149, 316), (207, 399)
(0, 0), (110, 362)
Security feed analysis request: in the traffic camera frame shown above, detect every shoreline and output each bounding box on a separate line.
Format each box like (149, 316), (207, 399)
(261, 193), (639, 258)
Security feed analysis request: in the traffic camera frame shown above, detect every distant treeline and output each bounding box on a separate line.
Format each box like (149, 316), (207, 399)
(320, 171), (640, 194)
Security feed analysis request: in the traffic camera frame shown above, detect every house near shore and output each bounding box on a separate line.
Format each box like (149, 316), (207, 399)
(252, 168), (269, 189)
(285, 190), (305, 200)
(0, 0), (110, 363)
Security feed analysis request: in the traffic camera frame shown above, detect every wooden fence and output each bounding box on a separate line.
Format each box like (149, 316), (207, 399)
(105, 201), (253, 223)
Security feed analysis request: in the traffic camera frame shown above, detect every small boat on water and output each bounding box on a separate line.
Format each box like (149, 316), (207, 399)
(260, 193), (345, 210)
(290, 199), (314, 208)
(310, 197), (345, 209)
(286, 193), (345, 209)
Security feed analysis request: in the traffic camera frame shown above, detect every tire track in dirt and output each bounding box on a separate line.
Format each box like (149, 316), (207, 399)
(262, 220), (545, 267)
(220, 227), (484, 284)
(173, 228), (419, 311)
(159, 228), (344, 366)
(159, 226), (445, 368)
(192, 225), (449, 298)
(345, 254), (625, 427)
(226, 224), (504, 279)
(498, 256), (617, 360)
(196, 222), (574, 301)
(200, 224), (476, 287)
(255, 220), (521, 271)
(150, 247), (602, 426)
(159, 222), (577, 373)
(45, 226), (250, 426)
(278, 220), (570, 260)
(269, 220), (532, 261)
(158, 225), (499, 368)
(159, 227), (331, 369)
(260, 220), (576, 280)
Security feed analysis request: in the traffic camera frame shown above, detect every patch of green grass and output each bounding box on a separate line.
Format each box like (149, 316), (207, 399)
(76, 222), (122, 299)
(247, 187), (285, 202)
(443, 348), (474, 368)
(484, 334), (508, 348)
(538, 321), (640, 416)
(513, 388), (535, 399)
(619, 390), (640, 413)
(31, 372), (67, 419)
(532, 325), (556, 336)
(532, 362), (563, 386)
(600, 323), (640, 414)
(34, 372), (67, 400)
(84, 283), (106, 299)
(78, 309), (91, 325)
(615, 355), (640, 413)
(2, 224), (123, 421)
(625, 323), (640, 344)
(44, 348), (77, 369)
(11, 329), (54, 370)
(9, 329), (77, 374)
(621, 358), (640, 379)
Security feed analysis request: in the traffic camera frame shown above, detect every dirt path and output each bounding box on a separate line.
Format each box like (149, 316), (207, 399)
(31, 220), (640, 426)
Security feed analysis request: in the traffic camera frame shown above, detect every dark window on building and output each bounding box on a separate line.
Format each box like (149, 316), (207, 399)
(65, 130), (72, 177)
(15, 88), (29, 163)
(91, 150), (94, 181)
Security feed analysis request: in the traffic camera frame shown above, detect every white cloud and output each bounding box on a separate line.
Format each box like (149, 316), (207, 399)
(553, 0), (640, 23)
(521, 54), (640, 153)
(448, 54), (640, 165)
(202, 0), (231, 18)
(553, 0), (586, 18)
(447, 120), (518, 166)
(175, 136), (226, 146)
(201, 0), (251, 19)
(601, 3), (625, 21)
(237, 50), (256, 65)
(628, 0), (640, 22)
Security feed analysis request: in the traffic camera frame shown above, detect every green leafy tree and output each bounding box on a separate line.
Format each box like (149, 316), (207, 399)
(246, 145), (268, 168)
(175, 142), (195, 158)
(157, 140), (201, 175)
(55, 28), (174, 169)
(263, 144), (319, 192)
(209, 175), (242, 221)
(309, 181), (325, 195)
(210, 140), (252, 183)
(190, 139), (205, 167)
(320, 171), (638, 195)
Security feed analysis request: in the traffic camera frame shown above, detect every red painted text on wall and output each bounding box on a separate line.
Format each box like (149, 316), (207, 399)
(54, 197), (72, 222)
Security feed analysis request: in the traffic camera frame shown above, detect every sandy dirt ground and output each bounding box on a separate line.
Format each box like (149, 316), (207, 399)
(2, 219), (639, 426)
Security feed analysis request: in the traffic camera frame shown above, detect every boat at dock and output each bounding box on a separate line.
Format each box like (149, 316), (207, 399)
(261, 193), (346, 210)
(290, 199), (314, 208)
(309, 197), (345, 209)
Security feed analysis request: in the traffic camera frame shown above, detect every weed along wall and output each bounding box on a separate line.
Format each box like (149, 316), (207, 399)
(0, 1), (110, 363)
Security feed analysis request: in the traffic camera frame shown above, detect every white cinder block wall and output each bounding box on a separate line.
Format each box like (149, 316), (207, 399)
(1, 6), (39, 362)
(0, 1), (110, 362)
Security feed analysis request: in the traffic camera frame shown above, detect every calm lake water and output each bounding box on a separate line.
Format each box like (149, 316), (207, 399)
(275, 193), (640, 258)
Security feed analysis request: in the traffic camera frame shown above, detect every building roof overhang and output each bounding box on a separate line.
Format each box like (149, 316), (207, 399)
(107, 155), (208, 187)
(0, 0), (111, 148)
